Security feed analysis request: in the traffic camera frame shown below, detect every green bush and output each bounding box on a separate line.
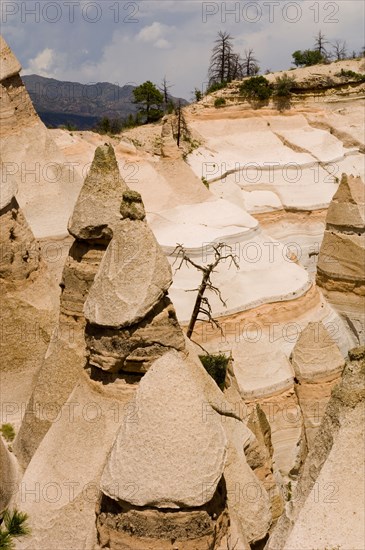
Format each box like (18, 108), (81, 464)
(335, 69), (365, 81)
(214, 97), (226, 108)
(206, 81), (228, 95)
(239, 76), (273, 102)
(292, 49), (325, 67)
(199, 354), (229, 390)
(194, 88), (203, 102)
(274, 73), (297, 97)
(0, 509), (30, 550)
(0, 424), (15, 442)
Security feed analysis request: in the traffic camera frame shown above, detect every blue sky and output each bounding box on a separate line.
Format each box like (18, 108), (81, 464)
(2, 0), (364, 99)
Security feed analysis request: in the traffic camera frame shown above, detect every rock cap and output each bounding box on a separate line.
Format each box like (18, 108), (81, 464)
(101, 350), (227, 508)
(326, 174), (365, 229)
(291, 321), (345, 382)
(68, 144), (127, 240)
(84, 218), (172, 327)
(0, 36), (22, 81)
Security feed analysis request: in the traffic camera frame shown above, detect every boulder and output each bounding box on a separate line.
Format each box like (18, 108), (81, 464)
(84, 219), (172, 328)
(101, 350), (227, 508)
(290, 321), (345, 382)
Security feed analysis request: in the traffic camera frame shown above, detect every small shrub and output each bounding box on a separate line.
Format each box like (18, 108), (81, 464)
(206, 81), (228, 95)
(1, 424), (15, 442)
(335, 69), (365, 82)
(214, 97), (226, 108)
(239, 76), (273, 102)
(0, 508), (30, 550)
(194, 88), (203, 102)
(292, 49), (325, 67)
(274, 73), (296, 97)
(199, 354), (229, 390)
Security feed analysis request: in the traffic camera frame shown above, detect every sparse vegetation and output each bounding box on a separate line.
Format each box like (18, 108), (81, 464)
(0, 424), (15, 442)
(199, 354), (229, 390)
(133, 81), (164, 124)
(206, 81), (228, 95)
(292, 49), (325, 67)
(335, 69), (365, 82)
(207, 31), (259, 89)
(0, 508), (30, 550)
(239, 76), (273, 102)
(274, 73), (296, 97)
(60, 122), (78, 132)
(193, 88), (203, 102)
(273, 74), (297, 111)
(214, 97), (226, 108)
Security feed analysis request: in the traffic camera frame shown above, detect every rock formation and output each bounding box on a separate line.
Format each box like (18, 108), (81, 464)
(160, 115), (181, 159)
(0, 36), (82, 238)
(317, 174), (365, 344)
(13, 144), (125, 468)
(11, 144), (273, 549)
(83, 189), (185, 378)
(291, 321), (345, 448)
(0, 436), (18, 512)
(267, 346), (365, 550)
(0, 159), (39, 280)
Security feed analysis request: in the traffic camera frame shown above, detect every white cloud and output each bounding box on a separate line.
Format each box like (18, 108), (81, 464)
(136, 22), (174, 49)
(155, 38), (170, 49)
(23, 48), (56, 76)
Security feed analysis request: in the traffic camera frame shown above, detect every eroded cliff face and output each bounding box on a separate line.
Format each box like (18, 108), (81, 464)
(11, 144), (274, 550)
(266, 346), (365, 550)
(83, 194), (185, 379)
(1, 39), (364, 549)
(290, 321), (345, 448)
(317, 174), (365, 344)
(0, 36), (82, 239)
(13, 144), (126, 469)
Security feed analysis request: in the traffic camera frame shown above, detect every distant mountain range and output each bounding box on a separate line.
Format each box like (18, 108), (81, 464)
(22, 75), (188, 130)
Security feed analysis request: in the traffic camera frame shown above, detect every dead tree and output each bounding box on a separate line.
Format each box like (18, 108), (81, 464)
(242, 48), (259, 76)
(159, 76), (174, 112)
(314, 30), (329, 58)
(208, 30), (234, 86)
(331, 39), (347, 60)
(172, 243), (239, 339)
(174, 100), (190, 147)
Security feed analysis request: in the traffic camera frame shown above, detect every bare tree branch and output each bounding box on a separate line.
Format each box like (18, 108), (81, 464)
(171, 243), (239, 339)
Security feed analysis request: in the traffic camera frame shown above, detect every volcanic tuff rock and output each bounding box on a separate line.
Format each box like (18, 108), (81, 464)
(13, 145), (124, 468)
(0, 36), (82, 238)
(291, 321), (345, 448)
(267, 347), (365, 550)
(0, 436), (18, 512)
(84, 185), (185, 376)
(246, 405), (284, 523)
(84, 219), (172, 328)
(68, 144), (127, 240)
(0, 196), (40, 281)
(0, 151), (40, 280)
(101, 350), (227, 508)
(317, 174), (365, 343)
(291, 321), (345, 382)
(160, 115), (181, 159)
(0, 36), (21, 80)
